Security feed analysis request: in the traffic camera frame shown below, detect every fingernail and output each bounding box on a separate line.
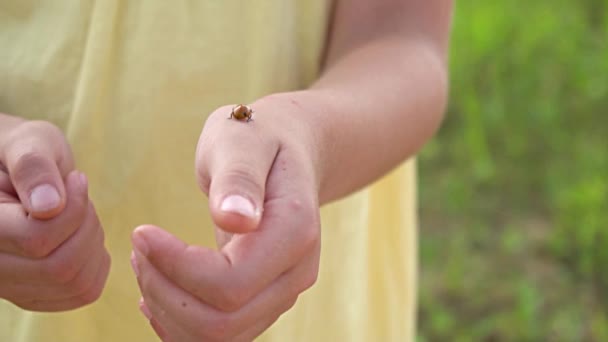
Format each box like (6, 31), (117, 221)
(132, 230), (150, 257)
(130, 251), (140, 277)
(220, 195), (257, 218)
(139, 298), (152, 319)
(29, 184), (60, 212)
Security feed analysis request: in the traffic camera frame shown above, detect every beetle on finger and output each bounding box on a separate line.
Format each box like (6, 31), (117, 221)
(229, 104), (254, 122)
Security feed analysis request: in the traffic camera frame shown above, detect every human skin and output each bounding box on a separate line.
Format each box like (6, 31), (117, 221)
(131, 0), (453, 341)
(0, 118), (111, 312)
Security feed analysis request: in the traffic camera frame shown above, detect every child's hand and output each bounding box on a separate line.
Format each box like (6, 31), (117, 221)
(0, 117), (111, 311)
(131, 95), (321, 341)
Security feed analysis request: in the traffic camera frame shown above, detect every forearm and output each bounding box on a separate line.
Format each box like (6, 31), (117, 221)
(315, 35), (448, 203)
(255, 35), (448, 204)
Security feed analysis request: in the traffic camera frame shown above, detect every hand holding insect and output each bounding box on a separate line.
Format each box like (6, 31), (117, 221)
(131, 94), (322, 341)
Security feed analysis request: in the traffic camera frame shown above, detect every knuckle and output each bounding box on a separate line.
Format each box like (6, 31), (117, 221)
(79, 203), (99, 231)
(6, 120), (70, 177)
(205, 314), (235, 341)
(299, 228), (320, 261)
(75, 264), (108, 307)
(300, 270), (319, 292)
(196, 169), (211, 195)
(284, 296), (298, 312)
(208, 105), (234, 124)
(77, 284), (103, 307)
(10, 120), (59, 140)
(10, 150), (49, 183)
(287, 197), (317, 221)
(44, 255), (81, 285)
(29, 121), (73, 171)
(287, 198), (320, 249)
(14, 300), (37, 311)
(300, 224), (320, 251)
(11, 120), (62, 146)
(216, 282), (247, 312)
(97, 224), (106, 247)
(56, 200), (91, 234)
(35, 121), (65, 145)
(79, 200), (94, 221)
(220, 167), (264, 196)
(0, 285), (24, 303)
(18, 230), (55, 258)
(19, 121), (65, 148)
(26, 120), (61, 134)
(65, 265), (93, 296)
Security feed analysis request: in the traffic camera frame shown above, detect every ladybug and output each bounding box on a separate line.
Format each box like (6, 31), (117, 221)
(229, 104), (254, 122)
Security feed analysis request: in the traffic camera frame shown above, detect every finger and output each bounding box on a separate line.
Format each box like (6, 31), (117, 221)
(0, 200), (102, 284)
(36, 201), (105, 287)
(232, 305), (292, 342)
(0, 192), (17, 207)
(135, 253), (233, 341)
(133, 244), (317, 341)
(0, 167), (18, 206)
(133, 201), (319, 311)
(135, 252), (228, 340)
(134, 153), (319, 312)
(11, 250), (110, 312)
(214, 226), (233, 250)
(138, 299), (175, 342)
(213, 148), (320, 305)
(0, 217), (106, 300)
(132, 226), (231, 308)
(0, 167), (15, 195)
(0, 237), (105, 302)
(195, 106), (279, 233)
(136, 274), (189, 342)
(0, 121), (74, 219)
(150, 317), (173, 342)
(136, 145), (319, 309)
(140, 304), (183, 342)
(0, 170), (88, 258)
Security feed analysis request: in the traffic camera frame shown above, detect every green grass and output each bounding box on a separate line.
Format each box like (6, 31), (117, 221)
(418, 1), (608, 340)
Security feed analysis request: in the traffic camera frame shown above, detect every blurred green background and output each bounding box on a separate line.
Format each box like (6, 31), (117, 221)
(418, 1), (608, 341)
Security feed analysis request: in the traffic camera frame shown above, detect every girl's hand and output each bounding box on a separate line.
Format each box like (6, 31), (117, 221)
(131, 94), (322, 341)
(0, 117), (111, 311)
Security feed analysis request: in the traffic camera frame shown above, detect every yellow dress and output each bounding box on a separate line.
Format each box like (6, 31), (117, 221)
(0, 1), (417, 341)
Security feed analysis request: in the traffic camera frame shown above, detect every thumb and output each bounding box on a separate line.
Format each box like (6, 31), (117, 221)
(195, 107), (279, 234)
(7, 151), (67, 220)
(208, 167), (266, 234)
(1, 128), (73, 220)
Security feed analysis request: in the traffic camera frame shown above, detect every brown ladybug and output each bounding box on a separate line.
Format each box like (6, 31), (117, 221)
(229, 104), (254, 122)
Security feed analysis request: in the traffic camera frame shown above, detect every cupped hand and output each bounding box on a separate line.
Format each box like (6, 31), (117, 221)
(131, 95), (322, 341)
(0, 117), (111, 311)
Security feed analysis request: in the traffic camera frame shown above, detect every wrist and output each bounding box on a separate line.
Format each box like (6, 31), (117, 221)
(250, 90), (335, 203)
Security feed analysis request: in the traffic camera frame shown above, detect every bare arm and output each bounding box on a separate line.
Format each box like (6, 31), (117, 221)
(132, 2), (454, 340)
(310, 0), (452, 203)
(255, 0), (452, 204)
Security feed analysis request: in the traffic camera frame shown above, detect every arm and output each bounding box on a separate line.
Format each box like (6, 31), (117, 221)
(258, 0), (452, 204)
(131, 1), (453, 341)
